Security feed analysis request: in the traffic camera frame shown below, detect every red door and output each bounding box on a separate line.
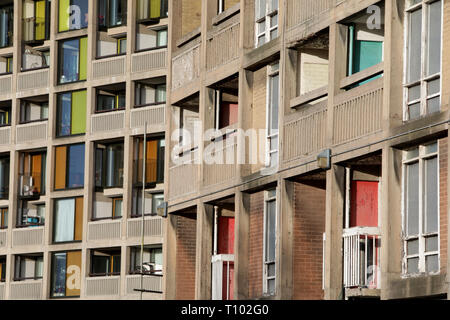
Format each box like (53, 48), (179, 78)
(350, 181), (378, 227)
(218, 216), (235, 300)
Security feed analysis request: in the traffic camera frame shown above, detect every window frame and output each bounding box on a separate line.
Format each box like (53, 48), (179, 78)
(0, 207), (7, 229)
(58, 0), (89, 33)
(402, 141), (440, 275)
(255, 0), (279, 48)
(52, 196), (83, 244)
(403, 0), (443, 121)
(50, 250), (82, 298)
(56, 90), (87, 137)
(13, 254), (44, 281)
(266, 63), (280, 168)
(262, 188), (277, 296)
(54, 144), (85, 191)
(58, 36), (87, 85)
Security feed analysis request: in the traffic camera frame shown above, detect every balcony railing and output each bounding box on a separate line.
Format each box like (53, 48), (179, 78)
(130, 103), (165, 130)
(85, 276), (120, 297)
(0, 282), (4, 300)
(212, 254), (234, 300)
(206, 21), (240, 72)
(0, 74), (12, 96)
(343, 227), (380, 289)
(286, 0), (333, 30)
(87, 219), (122, 241)
(131, 48), (167, 73)
(127, 216), (163, 238)
(92, 55), (126, 80)
(9, 279), (43, 300)
(16, 121), (48, 144)
(0, 229), (6, 248)
(172, 44), (201, 90)
(17, 68), (49, 92)
(12, 227), (44, 247)
(168, 148), (199, 200)
(126, 274), (163, 296)
(91, 110), (125, 133)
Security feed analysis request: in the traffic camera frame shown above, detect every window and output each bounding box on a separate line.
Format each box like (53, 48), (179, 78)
(56, 90), (86, 137)
(51, 251), (82, 298)
(214, 90), (238, 130)
(263, 189), (277, 296)
(117, 37), (127, 54)
(95, 142), (124, 189)
(22, 49), (50, 71)
(136, 26), (167, 52)
(96, 89), (126, 112)
(98, 0), (127, 29)
(0, 208), (7, 229)
(151, 193), (164, 215)
(23, 0), (51, 42)
(404, 0), (442, 120)
(0, 5), (13, 48)
(130, 246), (163, 274)
(137, 0), (168, 22)
(266, 63), (279, 168)
(54, 144), (85, 190)
(0, 103), (11, 126)
(403, 141), (439, 275)
(135, 80), (166, 107)
(134, 137), (165, 186)
(58, 37), (87, 84)
(112, 198), (123, 218)
(19, 151), (47, 199)
(58, 0), (88, 32)
(0, 156), (9, 200)
(218, 0), (225, 14)
(255, 0), (278, 47)
(0, 258), (5, 282)
(14, 254), (43, 281)
(17, 203), (45, 227)
(20, 99), (48, 124)
(53, 197), (83, 243)
(90, 249), (121, 276)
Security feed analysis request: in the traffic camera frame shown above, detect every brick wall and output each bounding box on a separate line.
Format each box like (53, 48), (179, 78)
(439, 137), (447, 275)
(293, 180), (326, 300)
(175, 214), (197, 300)
(182, 0), (202, 36)
(248, 191), (264, 298)
(225, 0), (240, 11)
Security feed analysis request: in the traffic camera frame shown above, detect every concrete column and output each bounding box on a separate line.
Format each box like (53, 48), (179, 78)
(163, 213), (177, 299)
(195, 201), (213, 300)
(234, 190), (250, 299)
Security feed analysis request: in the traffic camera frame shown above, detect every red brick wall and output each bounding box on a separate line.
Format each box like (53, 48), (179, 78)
(293, 181), (326, 300)
(248, 191), (264, 298)
(439, 137), (448, 275)
(175, 214), (197, 300)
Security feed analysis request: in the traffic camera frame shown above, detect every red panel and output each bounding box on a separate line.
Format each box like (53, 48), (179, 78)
(219, 103), (239, 128)
(350, 181), (378, 227)
(222, 262), (234, 300)
(218, 216), (235, 254)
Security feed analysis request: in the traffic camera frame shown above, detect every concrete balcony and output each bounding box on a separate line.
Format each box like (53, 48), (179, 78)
(91, 110), (125, 134)
(286, 0), (334, 31)
(0, 74), (12, 97)
(127, 216), (163, 239)
(206, 20), (240, 72)
(130, 103), (165, 133)
(87, 219), (122, 242)
(0, 229), (6, 249)
(172, 43), (201, 91)
(92, 55), (126, 80)
(9, 280), (43, 300)
(85, 276), (120, 297)
(125, 274), (163, 298)
(0, 126), (11, 146)
(16, 121), (48, 144)
(17, 68), (49, 93)
(12, 227), (44, 247)
(168, 148), (199, 201)
(0, 282), (4, 300)
(131, 48), (167, 74)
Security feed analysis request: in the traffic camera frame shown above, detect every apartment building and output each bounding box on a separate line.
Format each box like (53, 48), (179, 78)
(0, 0), (168, 300)
(164, 0), (450, 300)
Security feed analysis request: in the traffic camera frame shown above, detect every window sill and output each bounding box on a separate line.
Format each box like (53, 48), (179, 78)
(91, 216), (122, 222)
(134, 101), (166, 109)
(18, 119), (48, 125)
(340, 62), (384, 90)
(52, 240), (82, 245)
(20, 66), (50, 73)
(94, 107), (126, 114)
(95, 52), (126, 60)
(134, 45), (167, 54)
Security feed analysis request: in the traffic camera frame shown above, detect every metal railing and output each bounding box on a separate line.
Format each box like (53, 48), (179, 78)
(211, 254), (234, 300)
(343, 227), (380, 289)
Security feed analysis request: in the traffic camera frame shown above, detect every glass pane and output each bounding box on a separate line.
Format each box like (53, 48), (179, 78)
(406, 162), (419, 236)
(406, 147), (419, 160)
(270, 74), (279, 132)
(97, 95), (115, 111)
(152, 193), (164, 214)
(425, 142), (438, 154)
(150, 0), (161, 19)
(265, 199), (276, 262)
(408, 85), (421, 102)
(427, 96), (440, 114)
(425, 236), (439, 252)
(52, 253), (67, 297)
(60, 39), (79, 83)
(258, 35), (265, 47)
(270, 29), (278, 41)
(424, 156), (438, 233)
(270, 14), (278, 28)
(427, 1), (441, 76)
(157, 29), (168, 47)
(71, 90), (87, 135)
(256, 0), (266, 20)
(408, 102), (421, 120)
(426, 255), (439, 273)
(114, 199), (123, 217)
(407, 257), (419, 274)
(408, 9), (422, 83)
(68, 144), (85, 188)
(71, 0), (89, 29)
(268, 263), (275, 277)
(427, 78), (440, 96)
(258, 21), (265, 34)
(54, 199), (75, 242)
(268, 279), (275, 295)
(407, 239), (419, 255)
(58, 93), (72, 136)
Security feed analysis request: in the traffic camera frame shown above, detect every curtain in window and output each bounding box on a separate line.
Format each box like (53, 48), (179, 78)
(54, 198), (75, 242)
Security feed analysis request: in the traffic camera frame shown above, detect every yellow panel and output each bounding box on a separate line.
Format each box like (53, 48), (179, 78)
(74, 197), (83, 241)
(59, 0), (70, 32)
(66, 251), (82, 296)
(54, 146), (67, 190)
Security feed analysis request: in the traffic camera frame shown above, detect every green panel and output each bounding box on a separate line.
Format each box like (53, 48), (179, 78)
(59, 0), (70, 32)
(71, 90), (86, 134)
(150, 0), (161, 18)
(35, 0), (46, 40)
(352, 40), (383, 74)
(79, 37), (87, 81)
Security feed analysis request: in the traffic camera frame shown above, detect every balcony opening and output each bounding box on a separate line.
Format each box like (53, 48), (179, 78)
(173, 93), (200, 150)
(98, 0), (127, 30)
(19, 95), (49, 124)
(136, 24), (167, 52)
(23, 0), (50, 46)
(340, 3), (385, 88)
(210, 197), (235, 300)
(22, 47), (49, 72)
(210, 75), (239, 131)
(129, 245), (163, 275)
(134, 77), (166, 108)
(58, 0), (88, 32)
(136, 0), (168, 25)
(0, 3), (13, 49)
(342, 153), (382, 295)
(0, 207), (7, 229)
(90, 248), (121, 277)
(97, 31), (127, 59)
(51, 251), (82, 298)
(95, 83), (126, 113)
(0, 256), (5, 282)
(0, 101), (11, 127)
(13, 253), (43, 281)
(0, 56), (12, 75)
(0, 154), (9, 201)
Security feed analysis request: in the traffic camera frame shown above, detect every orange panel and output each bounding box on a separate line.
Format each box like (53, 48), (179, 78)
(74, 197), (83, 241)
(66, 251), (82, 296)
(54, 146), (67, 190)
(146, 140), (158, 183)
(31, 154), (42, 193)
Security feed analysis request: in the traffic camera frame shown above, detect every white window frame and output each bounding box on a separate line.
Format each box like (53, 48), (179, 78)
(255, 0), (279, 48)
(266, 63), (279, 168)
(218, 0), (225, 14)
(263, 188), (277, 296)
(403, 0), (443, 121)
(401, 141), (440, 276)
